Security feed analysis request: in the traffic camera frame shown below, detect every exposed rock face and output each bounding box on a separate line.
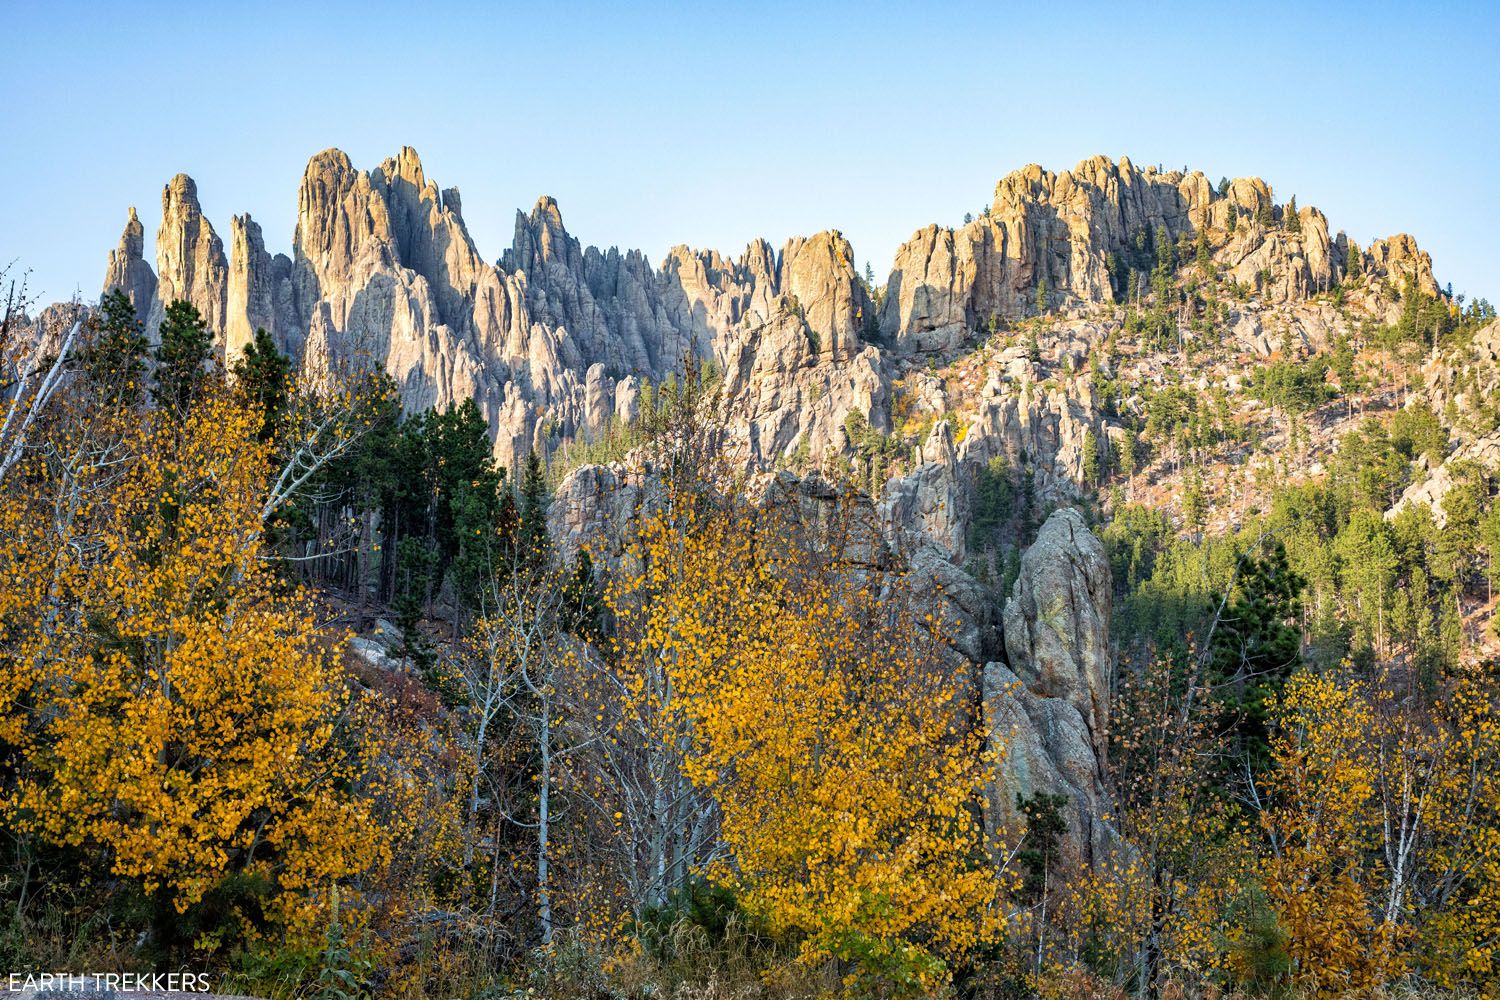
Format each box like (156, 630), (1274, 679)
(99, 146), (1443, 487)
(290, 146), (495, 421)
(984, 661), (1116, 863)
(1218, 207), (1340, 302)
(881, 420), (968, 559)
(880, 157), (1207, 351)
(986, 508), (1116, 863)
(1364, 233), (1440, 298)
(1002, 508), (1112, 749)
(85, 145), (1462, 878)
(101, 207), (157, 326)
(549, 460), (1116, 862)
(240, 148), (880, 471)
(1386, 319), (1500, 527)
(148, 174), (228, 343)
(877, 156), (1375, 353)
(1388, 427), (1500, 528)
(958, 362), (1104, 501)
(1421, 319), (1500, 434)
(547, 462), (647, 559)
(226, 214), (295, 365)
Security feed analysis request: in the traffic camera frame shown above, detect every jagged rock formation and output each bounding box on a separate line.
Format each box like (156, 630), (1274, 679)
(881, 157), (1214, 351)
(881, 421), (969, 559)
(1365, 233), (1440, 299)
(147, 174), (228, 343)
(98, 146), (1441, 483)
(878, 156), (1437, 355)
(1001, 509), (1113, 748)
(985, 508), (1116, 863)
(958, 358), (1104, 499)
(101, 207), (156, 325)
(98, 147), (880, 471)
(226, 214), (295, 364)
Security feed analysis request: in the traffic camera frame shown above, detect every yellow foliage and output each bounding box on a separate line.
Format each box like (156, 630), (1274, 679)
(1420, 663), (1500, 993)
(1257, 665), (1500, 993)
(601, 498), (1000, 987)
(1261, 671), (1402, 990)
(1061, 655), (1255, 985)
(0, 389), (388, 943)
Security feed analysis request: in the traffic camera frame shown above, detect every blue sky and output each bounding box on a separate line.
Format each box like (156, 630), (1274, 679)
(3, 1), (1496, 306)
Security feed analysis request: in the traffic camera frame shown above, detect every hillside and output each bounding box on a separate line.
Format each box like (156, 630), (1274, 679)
(2, 150), (1496, 998)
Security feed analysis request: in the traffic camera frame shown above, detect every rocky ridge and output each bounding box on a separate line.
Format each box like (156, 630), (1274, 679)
(94, 149), (1454, 860)
(101, 150), (1436, 479)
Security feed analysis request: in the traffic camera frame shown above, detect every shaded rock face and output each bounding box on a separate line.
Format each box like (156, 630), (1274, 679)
(1002, 509), (1112, 751)
(984, 661), (1115, 864)
(226, 214), (295, 365)
(987, 508), (1116, 864)
(958, 360), (1104, 502)
(550, 463), (1114, 862)
(880, 420), (968, 560)
(89, 145), (1455, 877)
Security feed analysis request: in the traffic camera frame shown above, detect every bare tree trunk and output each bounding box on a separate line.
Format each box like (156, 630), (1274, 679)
(537, 698), (553, 945)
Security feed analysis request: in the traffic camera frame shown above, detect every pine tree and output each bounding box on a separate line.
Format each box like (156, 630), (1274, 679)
(1209, 540), (1305, 773)
(428, 399), (505, 605)
(1082, 428), (1101, 487)
(1119, 424), (1139, 495)
(1183, 467), (1206, 531)
(82, 288), (149, 404)
(1228, 203), (1239, 234)
(562, 548), (604, 641)
(1015, 792), (1068, 903)
(1285, 195), (1301, 234)
(1155, 224), (1175, 272)
(1481, 505), (1500, 604)
(518, 448), (551, 563)
(232, 328), (292, 442)
(1255, 197), (1275, 228)
(1035, 278), (1049, 316)
(152, 299), (213, 414)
